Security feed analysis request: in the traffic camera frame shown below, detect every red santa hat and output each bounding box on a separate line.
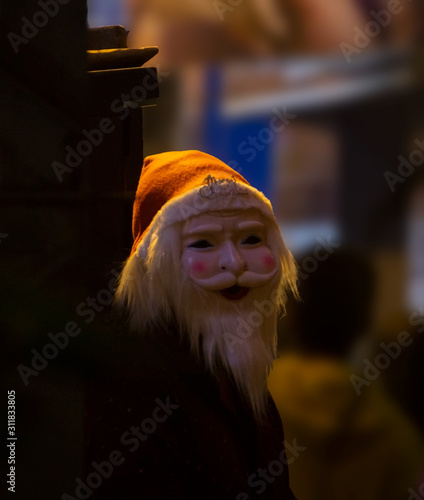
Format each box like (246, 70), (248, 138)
(131, 150), (279, 257)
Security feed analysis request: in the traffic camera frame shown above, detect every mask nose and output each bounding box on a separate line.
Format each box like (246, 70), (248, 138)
(219, 241), (245, 276)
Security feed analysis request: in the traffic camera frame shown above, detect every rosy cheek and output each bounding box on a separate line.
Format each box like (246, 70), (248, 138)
(192, 261), (207, 274)
(263, 254), (276, 270)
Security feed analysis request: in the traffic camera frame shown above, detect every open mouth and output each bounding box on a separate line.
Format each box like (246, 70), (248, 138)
(219, 285), (249, 301)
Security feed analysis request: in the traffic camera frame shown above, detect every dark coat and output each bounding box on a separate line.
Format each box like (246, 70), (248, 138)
(84, 325), (297, 500)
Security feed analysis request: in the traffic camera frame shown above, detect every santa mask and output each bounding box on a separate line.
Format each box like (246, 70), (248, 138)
(181, 209), (277, 301)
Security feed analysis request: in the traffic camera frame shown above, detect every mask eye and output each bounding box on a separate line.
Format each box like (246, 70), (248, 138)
(241, 235), (262, 245)
(188, 239), (213, 249)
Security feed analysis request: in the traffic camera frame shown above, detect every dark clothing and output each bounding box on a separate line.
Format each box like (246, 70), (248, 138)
(84, 326), (296, 500)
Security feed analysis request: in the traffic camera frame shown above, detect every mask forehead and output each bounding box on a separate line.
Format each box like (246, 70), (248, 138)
(182, 209), (269, 236)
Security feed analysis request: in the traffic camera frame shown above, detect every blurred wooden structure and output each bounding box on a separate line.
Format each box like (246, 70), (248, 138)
(0, 3), (158, 497)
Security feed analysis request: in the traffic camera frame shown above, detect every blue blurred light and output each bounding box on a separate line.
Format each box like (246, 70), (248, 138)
(87, 0), (127, 28)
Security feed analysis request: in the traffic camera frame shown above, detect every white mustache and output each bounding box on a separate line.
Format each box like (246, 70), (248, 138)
(189, 269), (276, 291)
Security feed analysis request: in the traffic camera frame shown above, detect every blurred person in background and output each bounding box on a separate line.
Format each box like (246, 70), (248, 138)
(268, 248), (424, 500)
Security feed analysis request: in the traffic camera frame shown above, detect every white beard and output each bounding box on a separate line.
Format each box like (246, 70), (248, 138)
(173, 275), (280, 422)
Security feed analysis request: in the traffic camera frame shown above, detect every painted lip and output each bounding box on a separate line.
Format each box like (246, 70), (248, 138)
(219, 285), (249, 301)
